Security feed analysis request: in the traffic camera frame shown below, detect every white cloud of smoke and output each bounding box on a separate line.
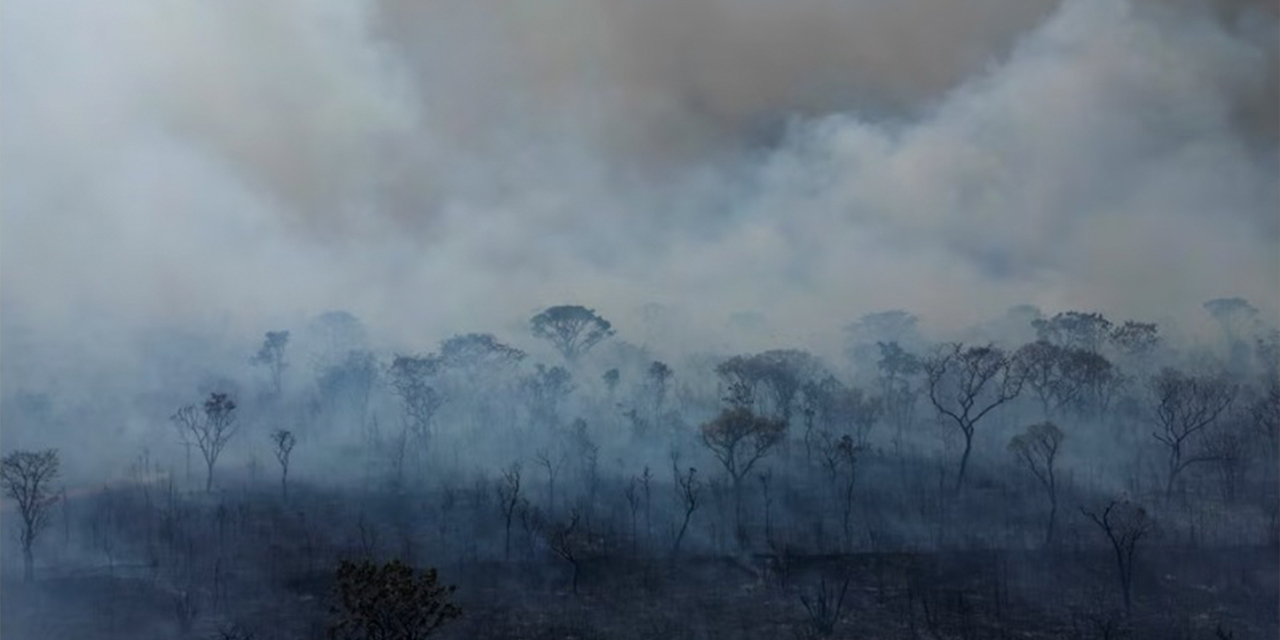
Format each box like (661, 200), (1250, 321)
(2, 0), (1276, 356)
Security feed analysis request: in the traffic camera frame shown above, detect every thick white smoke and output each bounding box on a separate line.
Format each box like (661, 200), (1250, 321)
(1, 0), (1275, 356)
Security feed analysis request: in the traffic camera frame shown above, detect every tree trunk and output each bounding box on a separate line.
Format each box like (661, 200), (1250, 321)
(955, 431), (974, 494)
(22, 542), (33, 581)
(733, 476), (745, 549)
(206, 459), (215, 493)
(1044, 497), (1057, 549)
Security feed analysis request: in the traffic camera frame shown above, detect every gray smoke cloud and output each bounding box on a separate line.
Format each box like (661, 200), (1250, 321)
(2, 0), (1276, 358)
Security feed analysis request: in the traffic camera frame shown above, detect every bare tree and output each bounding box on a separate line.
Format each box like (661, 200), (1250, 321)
(496, 462), (522, 561)
(816, 432), (862, 552)
(1149, 368), (1236, 498)
(529, 305), (615, 363)
(924, 344), (1024, 493)
(1, 449), (60, 581)
(1008, 422), (1064, 547)
(1081, 500), (1152, 614)
(534, 448), (567, 514)
(699, 407), (787, 543)
(670, 454), (701, 559)
(548, 508), (588, 594)
(250, 330), (289, 396)
(798, 574), (852, 638)
(624, 476), (641, 556)
(172, 392), (239, 492)
(270, 429), (297, 501)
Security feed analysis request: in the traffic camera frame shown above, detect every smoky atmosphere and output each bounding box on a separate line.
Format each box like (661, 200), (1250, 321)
(1, 0), (1277, 638)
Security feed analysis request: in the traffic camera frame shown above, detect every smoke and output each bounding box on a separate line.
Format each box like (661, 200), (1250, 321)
(1, 0), (1276, 356)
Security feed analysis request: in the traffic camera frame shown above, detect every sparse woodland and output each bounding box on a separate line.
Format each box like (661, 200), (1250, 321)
(2, 302), (1277, 640)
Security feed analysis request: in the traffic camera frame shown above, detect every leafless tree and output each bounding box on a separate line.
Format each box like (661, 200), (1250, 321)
(172, 392), (239, 493)
(798, 574), (852, 638)
(548, 508), (588, 594)
(924, 344), (1024, 493)
(496, 462), (522, 561)
(270, 429), (296, 501)
(517, 498), (544, 561)
(699, 407), (787, 542)
(1081, 500), (1153, 614)
(670, 455), (701, 559)
(1, 449), (60, 580)
(624, 476), (642, 556)
(1014, 341), (1093, 420)
(640, 465), (653, 543)
(534, 448), (567, 514)
(817, 432), (862, 552)
(1149, 368), (1236, 498)
(1008, 422), (1065, 547)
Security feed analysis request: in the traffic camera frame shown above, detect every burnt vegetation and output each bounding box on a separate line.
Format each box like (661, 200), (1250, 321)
(2, 302), (1278, 639)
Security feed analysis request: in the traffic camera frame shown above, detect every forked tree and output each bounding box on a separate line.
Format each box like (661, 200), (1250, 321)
(699, 407), (787, 543)
(924, 343), (1024, 493)
(496, 462), (522, 561)
(172, 392), (239, 492)
(271, 429), (297, 501)
(1081, 500), (1152, 614)
(1008, 422), (1065, 547)
(670, 459), (701, 559)
(1149, 368), (1236, 498)
(1, 449), (61, 580)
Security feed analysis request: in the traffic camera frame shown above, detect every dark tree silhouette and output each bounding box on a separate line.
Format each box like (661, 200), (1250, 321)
(172, 392), (239, 492)
(716, 350), (824, 421)
(1015, 341), (1085, 420)
(271, 429), (297, 501)
(1032, 311), (1113, 353)
(924, 344), (1023, 492)
(1082, 500), (1152, 614)
(1149, 368), (1236, 498)
(328, 559), (461, 640)
(1109, 321), (1160, 360)
(1008, 422), (1064, 547)
(1, 449), (60, 581)
(251, 330), (290, 395)
(496, 462), (521, 561)
(699, 407), (787, 543)
(529, 305), (615, 363)
(670, 459), (701, 559)
(548, 508), (596, 594)
(816, 432), (862, 551)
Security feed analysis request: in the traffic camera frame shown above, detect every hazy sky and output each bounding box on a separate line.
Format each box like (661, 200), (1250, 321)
(2, 0), (1276, 354)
